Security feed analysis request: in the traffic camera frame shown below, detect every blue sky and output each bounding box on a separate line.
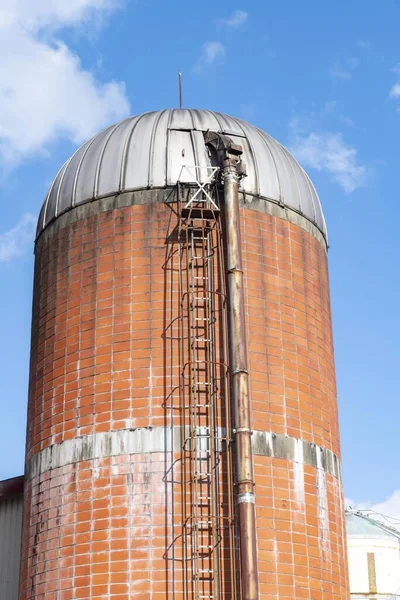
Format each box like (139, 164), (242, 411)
(0, 0), (399, 516)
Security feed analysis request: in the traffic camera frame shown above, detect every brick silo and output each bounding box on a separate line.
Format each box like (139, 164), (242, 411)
(20, 109), (349, 600)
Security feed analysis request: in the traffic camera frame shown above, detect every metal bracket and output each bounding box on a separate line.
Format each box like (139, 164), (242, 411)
(177, 165), (219, 209)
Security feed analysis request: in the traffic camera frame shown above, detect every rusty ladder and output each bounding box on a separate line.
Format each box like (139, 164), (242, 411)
(177, 173), (237, 599)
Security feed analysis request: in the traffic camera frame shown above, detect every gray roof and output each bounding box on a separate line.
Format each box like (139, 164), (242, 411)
(37, 109), (327, 239)
(346, 511), (400, 540)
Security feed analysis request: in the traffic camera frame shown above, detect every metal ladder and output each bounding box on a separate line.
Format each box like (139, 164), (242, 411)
(181, 207), (220, 600)
(175, 174), (238, 600)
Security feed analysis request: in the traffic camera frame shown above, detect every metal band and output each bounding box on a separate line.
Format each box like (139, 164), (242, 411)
(227, 268), (244, 274)
(238, 492), (255, 505)
(26, 427), (342, 482)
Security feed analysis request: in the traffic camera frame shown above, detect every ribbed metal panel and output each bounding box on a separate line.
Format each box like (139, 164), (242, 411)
(0, 495), (23, 599)
(37, 109), (327, 240)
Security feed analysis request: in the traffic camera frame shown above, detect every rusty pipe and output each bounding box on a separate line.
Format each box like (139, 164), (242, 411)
(222, 156), (259, 600)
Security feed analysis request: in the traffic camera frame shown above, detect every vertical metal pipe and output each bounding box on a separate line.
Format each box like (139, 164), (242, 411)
(222, 155), (259, 600)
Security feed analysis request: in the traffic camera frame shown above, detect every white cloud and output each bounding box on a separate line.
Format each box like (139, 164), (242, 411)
(330, 57), (360, 80)
(222, 9), (248, 30)
(1, 0), (117, 31)
(339, 115), (356, 128)
(346, 490), (400, 528)
(194, 42), (226, 73)
(289, 124), (367, 193)
(0, 0), (130, 166)
(203, 42), (226, 64)
(330, 65), (353, 80)
(390, 83), (400, 98)
(357, 40), (371, 49)
(390, 64), (400, 102)
(0, 213), (36, 262)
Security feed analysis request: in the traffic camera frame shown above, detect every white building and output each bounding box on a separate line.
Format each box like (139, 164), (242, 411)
(346, 510), (400, 599)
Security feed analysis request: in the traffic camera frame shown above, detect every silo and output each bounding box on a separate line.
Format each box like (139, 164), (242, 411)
(20, 109), (349, 599)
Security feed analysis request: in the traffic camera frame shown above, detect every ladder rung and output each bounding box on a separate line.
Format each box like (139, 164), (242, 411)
(196, 520), (213, 525)
(198, 569), (213, 573)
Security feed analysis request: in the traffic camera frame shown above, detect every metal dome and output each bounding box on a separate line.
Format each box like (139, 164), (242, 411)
(346, 511), (400, 540)
(37, 109), (327, 239)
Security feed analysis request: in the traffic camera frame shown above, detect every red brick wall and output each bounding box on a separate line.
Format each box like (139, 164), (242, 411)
(20, 202), (348, 599)
(242, 210), (348, 598)
(242, 211), (339, 453)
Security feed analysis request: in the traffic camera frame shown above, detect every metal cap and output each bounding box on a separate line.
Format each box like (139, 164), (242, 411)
(37, 109), (327, 240)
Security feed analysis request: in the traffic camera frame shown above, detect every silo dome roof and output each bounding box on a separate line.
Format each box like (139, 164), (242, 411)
(37, 109), (327, 239)
(346, 511), (400, 540)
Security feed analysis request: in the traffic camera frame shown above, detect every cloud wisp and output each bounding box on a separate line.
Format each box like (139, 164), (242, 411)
(389, 65), (400, 104)
(330, 57), (360, 80)
(289, 120), (367, 193)
(221, 10), (248, 30)
(195, 10), (248, 74)
(0, 213), (36, 263)
(0, 0), (130, 167)
(194, 42), (226, 73)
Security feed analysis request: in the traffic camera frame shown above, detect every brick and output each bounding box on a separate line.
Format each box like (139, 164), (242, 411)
(21, 204), (348, 599)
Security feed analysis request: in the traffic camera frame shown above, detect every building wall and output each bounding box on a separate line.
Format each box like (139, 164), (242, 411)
(243, 208), (347, 599)
(0, 493), (23, 599)
(20, 197), (348, 599)
(348, 537), (400, 598)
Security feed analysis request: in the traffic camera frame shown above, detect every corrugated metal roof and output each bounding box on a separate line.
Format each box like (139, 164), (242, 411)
(37, 109), (327, 239)
(0, 476), (24, 499)
(0, 494), (23, 599)
(346, 511), (400, 539)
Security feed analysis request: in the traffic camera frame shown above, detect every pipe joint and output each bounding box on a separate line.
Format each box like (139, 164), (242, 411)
(232, 368), (249, 376)
(227, 267), (244, 274)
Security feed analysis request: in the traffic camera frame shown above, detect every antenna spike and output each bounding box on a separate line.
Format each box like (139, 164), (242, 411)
(178, 71), (183, 109)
